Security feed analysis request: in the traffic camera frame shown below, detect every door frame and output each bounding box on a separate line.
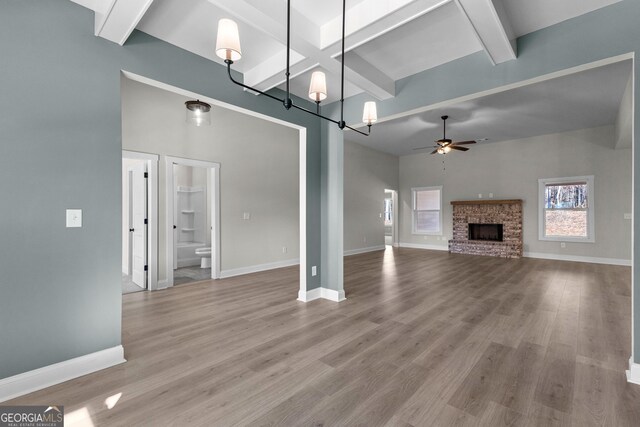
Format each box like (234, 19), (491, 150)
(165, 156), (221, 287)
(122, 150), (159, 291)
(384, 189), (399, 247)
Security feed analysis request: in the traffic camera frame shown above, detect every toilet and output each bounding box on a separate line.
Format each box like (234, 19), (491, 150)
(195, 247), (212, 268)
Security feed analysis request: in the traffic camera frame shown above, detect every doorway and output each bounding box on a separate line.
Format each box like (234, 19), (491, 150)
(384, 189), (399, 247)
(165, 156), (220, 286)
(122, 150), (159, 293)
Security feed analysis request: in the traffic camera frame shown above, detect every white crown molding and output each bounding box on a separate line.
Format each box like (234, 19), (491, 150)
(0, 346), (126, 403)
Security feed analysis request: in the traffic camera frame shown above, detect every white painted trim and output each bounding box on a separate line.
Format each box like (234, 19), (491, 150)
(321, 288), (346, 302)
(220, 258), (300, 279)
(298, 287), (346, 302)
(627, 358), (640, 385)
(0, 346), (125, 403)
(523, 252), (631, 266)
(157, 279), (170, 290)
(344, 245), (386, 256)
(399, 242), (449, 251)
(298, 287), (321, 302)
(122, 150), (159, 291)
(298, 128), (308, 306)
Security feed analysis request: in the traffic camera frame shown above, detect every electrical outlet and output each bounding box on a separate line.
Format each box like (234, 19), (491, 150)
(311, 266), (317, 276)
(489, 193), (494, 198)
(624, 213), (632, 220)
(66, 209), (82, 228)
(242, 212), (250, 220)
(363, 236), (367, 243)
(282, 246), (287, 254)
(560, 242), (566, 248)
(478, 193), (483, 199)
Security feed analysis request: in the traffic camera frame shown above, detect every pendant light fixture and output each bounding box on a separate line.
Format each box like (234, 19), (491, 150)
(215, 0), (377, 136)
(185, 100), (212, 127)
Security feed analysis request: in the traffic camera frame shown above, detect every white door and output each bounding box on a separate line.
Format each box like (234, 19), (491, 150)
(131, 162), (147, 288)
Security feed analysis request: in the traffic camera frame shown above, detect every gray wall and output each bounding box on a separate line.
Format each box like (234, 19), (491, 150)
(0, 0), (321, 380)
(344, 141), (399, 251)
(399, 126), (632, 261)
(122, 78), (300, 276)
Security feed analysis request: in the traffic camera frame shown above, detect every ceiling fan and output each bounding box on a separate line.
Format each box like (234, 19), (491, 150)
(414, 115), (476, 155)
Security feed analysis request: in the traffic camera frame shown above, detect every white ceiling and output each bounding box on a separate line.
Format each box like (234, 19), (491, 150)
(71, 0), (622, 104)
(345, 60), (632, 156)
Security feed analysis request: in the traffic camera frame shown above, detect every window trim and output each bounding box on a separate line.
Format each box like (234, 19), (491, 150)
(411, 186), (443, 235)
(538, 175), (595, 243)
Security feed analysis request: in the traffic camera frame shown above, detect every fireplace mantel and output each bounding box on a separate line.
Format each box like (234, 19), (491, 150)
(448, 199), (523, 258)
(451, 199), (523, 206)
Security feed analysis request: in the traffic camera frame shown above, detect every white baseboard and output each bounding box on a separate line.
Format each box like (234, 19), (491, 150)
(220, 258), (300, 279)
(399, 242), (449, 251)
(627, 357), (640, 385)
(344, 245), (385, 256)
(298, 287), (321, 302)
(0, 345), (126, 403)
(524, 252), (631, 266)
(157, 279), (170, 290)
(298, 287), (346, 303)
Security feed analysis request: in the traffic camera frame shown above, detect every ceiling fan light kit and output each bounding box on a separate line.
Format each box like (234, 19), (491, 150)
(216, 0), (377, 136)
(429, 115), (477, 155)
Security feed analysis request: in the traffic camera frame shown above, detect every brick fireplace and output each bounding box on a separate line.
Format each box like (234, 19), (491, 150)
(448, 199), (523, 258)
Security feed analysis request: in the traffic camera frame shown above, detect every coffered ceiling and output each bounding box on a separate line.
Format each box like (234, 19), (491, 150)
(71, 0), (621, 104)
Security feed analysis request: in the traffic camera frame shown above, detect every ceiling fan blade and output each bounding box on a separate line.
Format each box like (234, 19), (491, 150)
(430, 149), (439, 155)
(451, 140), (477, 145)
(450, 145), (469, 151)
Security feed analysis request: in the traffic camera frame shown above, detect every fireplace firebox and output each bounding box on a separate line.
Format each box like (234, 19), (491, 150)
(468, 223), (503, 242)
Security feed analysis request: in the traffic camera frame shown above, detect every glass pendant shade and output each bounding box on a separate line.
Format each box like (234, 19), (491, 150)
(443, 146), (451, 153)
(437, 147), (445, 154)
(185, 100), (211, 127)
(308, 71), (327, 102)
(216, 19), (242, 61)
(362, 101), (378, 125)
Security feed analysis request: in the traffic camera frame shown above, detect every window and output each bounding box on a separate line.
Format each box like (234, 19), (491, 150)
(412, 186), (442, 234)
(538, 176), (594, 242)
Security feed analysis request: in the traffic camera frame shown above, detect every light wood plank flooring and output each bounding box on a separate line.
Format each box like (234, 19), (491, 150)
(8, 248), (640, 426)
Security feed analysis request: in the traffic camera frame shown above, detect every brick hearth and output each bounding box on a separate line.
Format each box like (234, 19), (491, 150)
(448, 199), (523, 258)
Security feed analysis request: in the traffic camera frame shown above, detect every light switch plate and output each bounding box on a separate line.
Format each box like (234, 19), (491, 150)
(242, 212), (250, 220)
(311, 266), (317, 276)
(66, 209), (82, 228)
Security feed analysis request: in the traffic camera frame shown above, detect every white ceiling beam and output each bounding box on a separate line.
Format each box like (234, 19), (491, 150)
(94, 0), (155, 46)
(455, 0), (517, 65)
(208, 0), (396, 100)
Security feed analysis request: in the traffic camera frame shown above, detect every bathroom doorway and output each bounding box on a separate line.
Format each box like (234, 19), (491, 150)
(122, 151), (159, 293)
(165, 156), (220, 286)
(384, 189), (399, 247)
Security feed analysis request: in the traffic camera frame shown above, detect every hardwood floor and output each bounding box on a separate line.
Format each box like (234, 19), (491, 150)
(8, 248), (640, 426)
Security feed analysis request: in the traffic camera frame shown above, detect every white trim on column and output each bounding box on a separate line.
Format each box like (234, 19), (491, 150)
(627, 357), (640, 385)
(0, 346), (126, 403)
(297, 287), (346, 302)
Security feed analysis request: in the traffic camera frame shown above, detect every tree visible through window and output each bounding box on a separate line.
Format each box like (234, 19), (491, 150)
(384, 198), (393, 226)
(539, 176), (594, 242)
